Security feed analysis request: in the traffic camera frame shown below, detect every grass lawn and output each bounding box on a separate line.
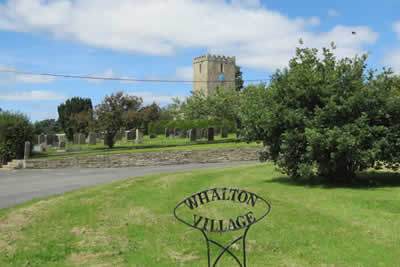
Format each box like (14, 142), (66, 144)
(31, 133), (243, 159)
(1, 163), (400, 266)
(33, 142), (260, 160)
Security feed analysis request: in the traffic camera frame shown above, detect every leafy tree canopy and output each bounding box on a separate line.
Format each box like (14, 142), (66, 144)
(95, 91), (143, 148)
(57, 97), (93, 140)
(240, 43), (400, 182)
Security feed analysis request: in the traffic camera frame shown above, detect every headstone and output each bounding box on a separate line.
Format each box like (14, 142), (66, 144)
(24, 141), (31, 160)
(201, 128), (208, 139)
(150, 134), (157, 139)
(195, 128), (202, 140)
(114, 129), (123, 142)
(56, 134), (66, 142)
(73, 133), (79, 145)
(33, 135), (39, 145)
(189, 128), (197, 141)
(165, 128), (170, 138)
(174, 128), (180, 137)
(136, 128), (143, 144)
(78, 133), (86, 145)
(221, 127), (228, 138)
(88, 132), (97, 145)
(59, 141), (66, 149)
(179, 129), (187, 138)
(126, 130), (136, 141)
(208, 127), (214, 141)
(51, 135), (59, 147)
(39, 133), (46, 144)
(39, 143), (45, 152)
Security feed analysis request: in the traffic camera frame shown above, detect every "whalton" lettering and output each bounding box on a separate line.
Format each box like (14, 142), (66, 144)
(183, 188), (258, 210)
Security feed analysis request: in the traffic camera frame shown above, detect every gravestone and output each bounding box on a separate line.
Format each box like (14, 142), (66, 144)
(174, 128), (180, 137)
(189, 128), (197, 141)
(208, 127), (214, 141)
(56, 134), (66, 144)
(88, 132), (97, 145)
(39, 143), (45, 152)
(165, 128), (170, 138)
(201, 128), (208, 139)
(78, 133), (86, 145)
(52, 135), (60, 147)
(33, 135), (39, 145)
(179, 129), (187, 138)
(195, 128), (202, 140)
(136, 128), (143, 144)
(126, 130), (136, 141)
(221, 127), (228, 138)
(73, 133), (79, 145)
(39, 133), (46, 144)
(24, 141), (31, 160)
(59, 141), (66, 150)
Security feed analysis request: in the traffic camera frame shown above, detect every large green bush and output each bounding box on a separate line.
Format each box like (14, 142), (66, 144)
(0, 111), (33, 164)
(240, 44), (400, 181)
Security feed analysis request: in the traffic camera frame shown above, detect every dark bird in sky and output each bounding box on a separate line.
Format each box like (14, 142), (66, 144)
(352, 31), (357, 35)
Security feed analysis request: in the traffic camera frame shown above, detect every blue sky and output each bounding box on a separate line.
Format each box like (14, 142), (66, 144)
(0, 0), (399, 122)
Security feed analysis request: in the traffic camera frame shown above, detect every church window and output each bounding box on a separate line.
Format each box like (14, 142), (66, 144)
(199, 63), (202, 73)
(220, 63), (224, 73)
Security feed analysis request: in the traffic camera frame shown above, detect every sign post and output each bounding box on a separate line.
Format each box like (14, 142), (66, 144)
(174, 187), (271, 266)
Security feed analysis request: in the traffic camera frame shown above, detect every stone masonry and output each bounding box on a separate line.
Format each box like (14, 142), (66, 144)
(24, 146), (263, 169)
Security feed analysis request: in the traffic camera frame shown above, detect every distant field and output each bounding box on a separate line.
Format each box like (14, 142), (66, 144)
(1, 163), (399, 266)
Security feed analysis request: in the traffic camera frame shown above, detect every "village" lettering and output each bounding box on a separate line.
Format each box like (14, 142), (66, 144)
(181, 188), (260, 231)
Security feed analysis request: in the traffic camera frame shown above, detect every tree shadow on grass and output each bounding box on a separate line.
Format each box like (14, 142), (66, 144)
(265, 171), (400, 189)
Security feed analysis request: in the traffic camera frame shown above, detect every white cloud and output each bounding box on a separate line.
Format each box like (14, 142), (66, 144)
(0, 90), (67, 101)
(393, 21), (400, 39)
(0, 0), (378, 71)
(382, 49), (400, 74)
(328, 9), (339, 17)
(174, 66), (193, 80)
(85, 69), (136, 84)
(382, 22), (400, 74)
(128, 91), (188, 105)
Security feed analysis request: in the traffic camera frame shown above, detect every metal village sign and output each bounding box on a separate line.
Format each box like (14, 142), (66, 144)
(174, 188), (271, 267)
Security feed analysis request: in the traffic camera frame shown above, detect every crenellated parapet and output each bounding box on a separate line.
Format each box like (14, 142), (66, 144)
(193, 54), (236, 64)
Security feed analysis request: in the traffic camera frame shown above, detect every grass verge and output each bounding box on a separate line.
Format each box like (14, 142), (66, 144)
(1, 163), (400, 266)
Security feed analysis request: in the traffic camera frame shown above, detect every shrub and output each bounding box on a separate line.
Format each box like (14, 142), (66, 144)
(240, 44), (400, 182)
(0, 111), (33, 164)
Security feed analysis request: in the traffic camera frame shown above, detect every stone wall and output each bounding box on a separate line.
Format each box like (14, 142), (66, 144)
(24, 146), (263, 169)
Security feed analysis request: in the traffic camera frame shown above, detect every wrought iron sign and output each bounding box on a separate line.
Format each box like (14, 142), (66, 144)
(174, 187), (271, 266)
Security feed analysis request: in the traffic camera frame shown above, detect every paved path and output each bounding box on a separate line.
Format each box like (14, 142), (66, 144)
(0, 161), (258, 209)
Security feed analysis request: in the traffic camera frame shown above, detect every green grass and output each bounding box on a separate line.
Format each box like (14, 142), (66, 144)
(31, 133), (242, 159)
(1, 163), (400, 266)
(33, 142), (260, 160)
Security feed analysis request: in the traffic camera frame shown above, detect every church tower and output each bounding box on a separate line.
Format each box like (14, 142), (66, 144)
(193, 54), (236, 96)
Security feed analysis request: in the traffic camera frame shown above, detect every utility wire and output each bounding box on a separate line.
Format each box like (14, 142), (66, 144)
(0, 69), (269, 83)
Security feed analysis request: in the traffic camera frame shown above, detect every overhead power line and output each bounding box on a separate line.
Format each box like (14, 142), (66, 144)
(0, 69), (269, 83)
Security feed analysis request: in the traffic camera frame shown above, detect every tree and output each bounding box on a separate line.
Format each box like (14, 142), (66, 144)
(33, 119), (60, 135)
(57, 97), (92, 140)
(69, 110), (96, 136)
(235, 66), (244, 137)
(95, 92), (143, 148)
(235, 66), (244, 92)
(0, 111), (33, 164)
(139, 102), (160, 134)
(239, 44), (400, 182)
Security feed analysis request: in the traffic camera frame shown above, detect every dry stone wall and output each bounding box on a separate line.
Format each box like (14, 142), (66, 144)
(24, 146), (263, 169)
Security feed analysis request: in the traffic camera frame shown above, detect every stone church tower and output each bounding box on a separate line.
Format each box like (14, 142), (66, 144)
(193, 54), (236, 96)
